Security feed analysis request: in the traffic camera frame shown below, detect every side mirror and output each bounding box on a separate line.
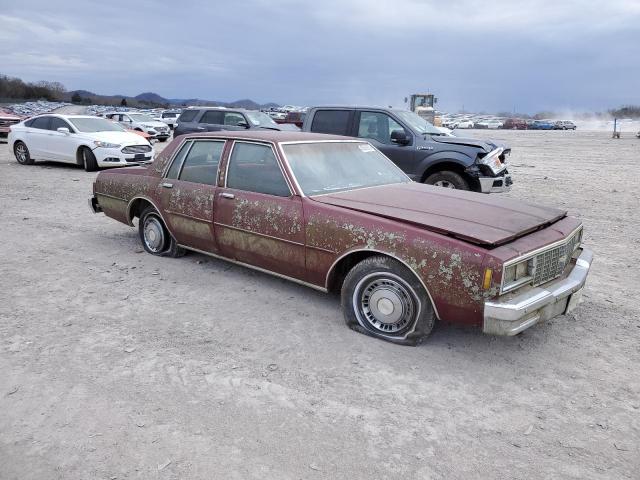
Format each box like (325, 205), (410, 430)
(57, 127), (70, 134)
(237, 121), (250, 129)
(390, 129), (410, 145)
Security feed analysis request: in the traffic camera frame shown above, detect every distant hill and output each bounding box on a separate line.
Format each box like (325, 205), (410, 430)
(65, 89), (280, 110)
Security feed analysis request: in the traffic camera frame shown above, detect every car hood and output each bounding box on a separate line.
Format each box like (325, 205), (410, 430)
(144, 121), (168, 128)
(80, 130), (151, 146)
(430, 135), (503, 152)
(310, 182), (566, 247)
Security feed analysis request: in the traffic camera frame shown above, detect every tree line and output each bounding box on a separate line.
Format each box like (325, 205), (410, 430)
(0, 74), (65, 102)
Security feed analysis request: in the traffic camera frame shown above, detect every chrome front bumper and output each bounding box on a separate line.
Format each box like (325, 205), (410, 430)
(483, 248), (593, 336)
(478, 173), (512, 193)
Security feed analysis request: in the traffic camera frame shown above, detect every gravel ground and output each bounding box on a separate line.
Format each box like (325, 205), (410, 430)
(1, 130), (639, 479)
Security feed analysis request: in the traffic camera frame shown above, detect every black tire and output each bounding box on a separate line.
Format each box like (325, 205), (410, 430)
(138, 206), (185, 258)
(341, 256), (436, 346)
(81, 147), (98, 172)
(158, 138), (167, 142)
(424, 170), (469, 190)
(14, 141), (34, 165)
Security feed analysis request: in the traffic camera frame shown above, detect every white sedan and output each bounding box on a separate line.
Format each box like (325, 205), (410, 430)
(8, 114), (154, 171)
(452, 119), (474, 129)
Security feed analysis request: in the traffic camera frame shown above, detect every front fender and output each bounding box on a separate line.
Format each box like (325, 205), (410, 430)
(416, 151), (475, 177)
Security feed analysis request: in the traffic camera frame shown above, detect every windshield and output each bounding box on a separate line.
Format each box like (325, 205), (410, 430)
(69, 117), (126, 133)
(128, 113), (155, 122)
(162, 112), (179, 118)
(245, 111), (279, 127)
(283, 141), (410, 196)
(394, 110), (443, 135)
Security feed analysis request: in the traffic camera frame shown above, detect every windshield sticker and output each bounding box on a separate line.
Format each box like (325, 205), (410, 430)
(358, 144), (375, 153)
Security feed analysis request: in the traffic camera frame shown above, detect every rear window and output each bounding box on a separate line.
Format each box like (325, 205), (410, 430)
(310, 110), (351, 135)
(200, 110), (224, 124)
(178, 110), (199, 123)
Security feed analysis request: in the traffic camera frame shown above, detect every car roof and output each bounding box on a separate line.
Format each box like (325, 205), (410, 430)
(178, 130), (356, 143)
(185, 106), (247, 112)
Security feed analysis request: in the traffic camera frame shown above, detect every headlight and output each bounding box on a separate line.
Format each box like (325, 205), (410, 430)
(478, 148), (507, 175)
(93, 141), (121, 148)
(502, 259), (532, 292)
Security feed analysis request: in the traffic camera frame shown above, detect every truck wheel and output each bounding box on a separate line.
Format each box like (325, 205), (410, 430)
(424, 171), (469, 190)
(341, 256), (436, 346)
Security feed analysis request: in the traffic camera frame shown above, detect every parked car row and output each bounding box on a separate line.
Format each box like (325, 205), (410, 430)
(443, 115), (577, 131)
(6, 100), (72, 117)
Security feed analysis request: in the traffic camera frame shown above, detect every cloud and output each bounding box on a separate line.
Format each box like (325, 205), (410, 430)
(1, 1), (638, 112)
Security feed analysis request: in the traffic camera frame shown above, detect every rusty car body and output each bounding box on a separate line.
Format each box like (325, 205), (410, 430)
(89, 131), (592, 345)
(0, 109), (21, 141)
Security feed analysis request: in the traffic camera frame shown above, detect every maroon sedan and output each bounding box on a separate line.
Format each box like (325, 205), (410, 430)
(89, 131), (592, 345)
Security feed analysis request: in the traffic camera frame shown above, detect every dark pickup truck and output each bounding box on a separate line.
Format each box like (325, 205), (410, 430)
(302, 106), (512, 192)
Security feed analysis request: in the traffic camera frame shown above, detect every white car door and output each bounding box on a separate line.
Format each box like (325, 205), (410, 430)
(47, 117), (78, 163)
(25, 116), (53, 159)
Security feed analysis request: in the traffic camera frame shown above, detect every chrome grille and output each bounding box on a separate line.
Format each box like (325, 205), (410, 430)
(530, 228), (582, 287)
(122, 145), (152, 154)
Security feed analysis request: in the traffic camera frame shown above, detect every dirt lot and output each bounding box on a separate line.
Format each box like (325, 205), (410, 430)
(1, 130), (639, 479)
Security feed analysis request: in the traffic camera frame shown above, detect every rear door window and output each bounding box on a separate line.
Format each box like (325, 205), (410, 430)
(178, 141), (225, 185)
(30, 116), (51, 130)
(310, 110), (352, 135)
(178, 110), (199, 122)
(199, 111), (224, 125)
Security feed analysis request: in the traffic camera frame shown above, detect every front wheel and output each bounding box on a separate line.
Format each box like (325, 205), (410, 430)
(341, 256), (436, 346)
(81, 147), (98, 172)
(424, 170), (469, 190)
(138, 206), (185, 257)
(14, 141), (34, 165)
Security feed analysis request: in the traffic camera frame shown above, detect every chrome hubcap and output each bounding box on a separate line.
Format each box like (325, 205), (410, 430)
(143, 216), (165, 253)
(433, 180), (456, 189)
(354, 274), (417, 334)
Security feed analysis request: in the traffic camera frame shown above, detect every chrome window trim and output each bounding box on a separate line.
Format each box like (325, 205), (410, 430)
(224, 140), (295, 197)
(500, 225), (583, 294)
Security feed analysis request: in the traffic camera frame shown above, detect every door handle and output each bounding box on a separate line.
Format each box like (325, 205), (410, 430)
(196, 126), (206, 130)
(161, 182), (173, 188)
(220, 192), (235, 199)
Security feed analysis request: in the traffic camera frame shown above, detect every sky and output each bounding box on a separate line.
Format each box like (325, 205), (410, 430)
(0, 0), (638, 113)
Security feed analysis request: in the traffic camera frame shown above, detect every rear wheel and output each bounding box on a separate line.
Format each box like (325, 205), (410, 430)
(81, 147), (98, 172)
(341, 256), (436, 346)
(14, 141), (33, 165)
(138, 206), (185, 257)
(424, 170), (469, 190)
